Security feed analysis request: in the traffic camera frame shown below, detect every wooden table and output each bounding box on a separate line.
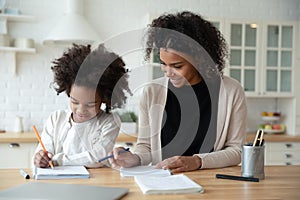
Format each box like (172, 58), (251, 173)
(0, 166), (299, 199)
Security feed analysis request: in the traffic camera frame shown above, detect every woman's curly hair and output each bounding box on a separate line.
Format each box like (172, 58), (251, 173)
(145, 11), (228, 75)
(51, 44), (131, 113)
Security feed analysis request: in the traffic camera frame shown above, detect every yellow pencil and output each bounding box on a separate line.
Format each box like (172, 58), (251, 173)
(32, 125), (54, 169)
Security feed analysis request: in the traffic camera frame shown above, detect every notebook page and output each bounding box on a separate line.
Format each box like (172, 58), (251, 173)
(120, 166), (171, 177)
(33, 165), (90, 179)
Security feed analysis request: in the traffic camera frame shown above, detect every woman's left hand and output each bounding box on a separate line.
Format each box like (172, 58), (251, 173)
(155, 156), (202, 173)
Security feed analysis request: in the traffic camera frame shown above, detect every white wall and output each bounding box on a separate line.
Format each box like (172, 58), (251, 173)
(0, 0), (299, 132)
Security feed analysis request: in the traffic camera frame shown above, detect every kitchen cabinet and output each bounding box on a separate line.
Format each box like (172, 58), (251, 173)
(246, 133), (300, 165)
(0, 14), (36, 74)
(225, 21), (296, 97)
(0, 142), (37, 169)
(148, 48), (164, 80)
(262, 23), (295, 97)
(265, 142), (300, 165)
(0, 132), (38, 169)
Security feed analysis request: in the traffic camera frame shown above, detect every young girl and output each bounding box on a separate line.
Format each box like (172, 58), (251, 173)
(34, 44), (131, 168)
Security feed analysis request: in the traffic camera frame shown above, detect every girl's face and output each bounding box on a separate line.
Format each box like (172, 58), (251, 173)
(69, 84), (102, 123)
(160, 48), (202, 88)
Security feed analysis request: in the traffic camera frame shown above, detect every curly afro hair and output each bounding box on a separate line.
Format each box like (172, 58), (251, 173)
(51, 44), (131, 113)
(144, 11), (228, 75)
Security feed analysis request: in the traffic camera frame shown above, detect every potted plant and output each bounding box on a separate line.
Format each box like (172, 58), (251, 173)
(118, 111), (138, 135)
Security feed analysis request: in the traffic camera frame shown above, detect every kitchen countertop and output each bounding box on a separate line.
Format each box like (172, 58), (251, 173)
(1, 131), (300, 143)
(0, 132), (138, 143)
(246, 132), (300, 142)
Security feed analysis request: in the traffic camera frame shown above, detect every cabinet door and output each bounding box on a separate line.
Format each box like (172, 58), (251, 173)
(0, 142), (37, 169)
(227, 22), (259, 96)
(263, 24), (295, 96)
(266, 142), (300, 166)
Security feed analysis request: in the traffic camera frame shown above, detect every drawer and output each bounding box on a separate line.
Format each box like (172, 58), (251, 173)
(0, 142), (37, 169)
(268, 151), (300, 161)
(266, 160), (300, 166)
(267, 142), (300, 151)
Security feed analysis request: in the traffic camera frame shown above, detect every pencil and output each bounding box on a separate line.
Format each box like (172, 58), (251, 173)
(32, 125), (54, 169)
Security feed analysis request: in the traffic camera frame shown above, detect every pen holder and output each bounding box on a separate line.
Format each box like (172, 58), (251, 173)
(242, 144), (265, 180)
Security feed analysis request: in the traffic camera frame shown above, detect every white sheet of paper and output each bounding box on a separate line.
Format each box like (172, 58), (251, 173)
(33, 165), (90, 180)
(120, 166), (172, 177)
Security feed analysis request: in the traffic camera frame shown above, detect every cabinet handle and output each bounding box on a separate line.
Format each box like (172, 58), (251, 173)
(9, 143), (20, 148)
(286, 162), (292, 166)
(285, 143), (292, 148)
(285, 154), (292, 158)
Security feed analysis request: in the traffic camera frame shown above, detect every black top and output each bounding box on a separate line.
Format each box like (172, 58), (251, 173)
(161, 80), (211, 159)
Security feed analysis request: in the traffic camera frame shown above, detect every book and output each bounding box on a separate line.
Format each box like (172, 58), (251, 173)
(120, 165), (172, 177)
(134, 174), (204, 194)
(0, 182), (128, 200)
(33, 165), (90, 180)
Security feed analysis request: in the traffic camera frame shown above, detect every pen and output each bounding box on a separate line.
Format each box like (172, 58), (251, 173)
(259, 130), (264, 146)
(19, 169), (30, 179)
(253, 129), (264, 147)
(98, 148), (130, 162)
(216, 174), (259, 182)
(32, 125), (54, 169)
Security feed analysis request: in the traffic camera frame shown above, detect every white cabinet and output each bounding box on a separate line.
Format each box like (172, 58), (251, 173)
(265, 142), (300, 165)
(262, 23), (295, 97)
(224, 21), (296, 97)
(0, 142), (37, 169)
(227, 22), (260, 96)
(0, 14), (36, 74)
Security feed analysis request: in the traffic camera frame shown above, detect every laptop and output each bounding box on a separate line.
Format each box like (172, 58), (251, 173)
(0, 182), (128, 200)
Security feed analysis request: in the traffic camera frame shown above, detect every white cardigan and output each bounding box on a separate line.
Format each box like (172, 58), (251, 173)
(134, 76), (247, 169)
(35, 110), (120, 168)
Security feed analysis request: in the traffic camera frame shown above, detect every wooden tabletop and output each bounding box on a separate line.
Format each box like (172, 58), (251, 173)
(0, 166), (299, 199)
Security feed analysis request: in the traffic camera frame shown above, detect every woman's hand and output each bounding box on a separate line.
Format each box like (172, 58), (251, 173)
(108, 147), (141, 170)
(34, 150), (53, 168)
(155, 155), (202, 173)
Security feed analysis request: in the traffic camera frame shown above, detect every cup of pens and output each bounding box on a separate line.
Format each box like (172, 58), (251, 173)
(242, 129), (265, 180)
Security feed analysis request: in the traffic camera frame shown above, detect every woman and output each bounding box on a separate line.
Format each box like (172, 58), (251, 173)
(109, 11), (247, 173)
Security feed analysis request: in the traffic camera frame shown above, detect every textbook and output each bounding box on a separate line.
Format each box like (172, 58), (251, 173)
(33, 165), (90, 180)
(134, 174), (204, 194)
(120, 165), (172, 177)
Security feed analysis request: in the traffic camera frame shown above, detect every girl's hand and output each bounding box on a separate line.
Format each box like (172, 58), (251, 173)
(155, 156), (202, 173)
(108, 147), (140, 170)
(34, 150), (53, 168)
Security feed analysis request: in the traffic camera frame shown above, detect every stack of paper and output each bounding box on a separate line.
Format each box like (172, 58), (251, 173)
(120, 166), (204, 194)
(33, 165), (90, 180)
(120, 166), (172, 177)
(134, 174), (204, 194)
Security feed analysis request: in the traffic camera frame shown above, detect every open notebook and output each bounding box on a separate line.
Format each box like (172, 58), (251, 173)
(120, 166), (203, 194)
(32, 165), (90, 180)
(134, 174), (204, 194)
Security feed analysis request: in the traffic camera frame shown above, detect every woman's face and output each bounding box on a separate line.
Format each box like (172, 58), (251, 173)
(69, 84), (102, 123)
(159, 48), (202, 88)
